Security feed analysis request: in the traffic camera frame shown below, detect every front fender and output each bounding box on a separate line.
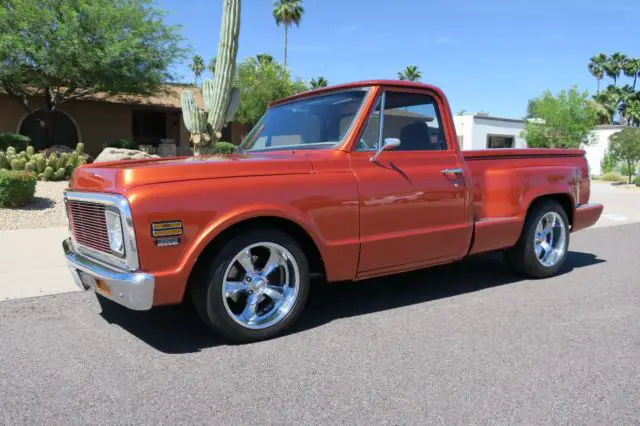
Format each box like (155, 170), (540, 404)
(181, 203), (329, 274)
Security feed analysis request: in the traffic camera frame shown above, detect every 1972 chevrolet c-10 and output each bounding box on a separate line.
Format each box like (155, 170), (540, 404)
(62, 80), (603, 342)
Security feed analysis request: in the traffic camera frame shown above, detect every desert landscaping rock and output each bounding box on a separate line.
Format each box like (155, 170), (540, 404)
(94, 148), (160, 163)
(0, 181), (68, 230)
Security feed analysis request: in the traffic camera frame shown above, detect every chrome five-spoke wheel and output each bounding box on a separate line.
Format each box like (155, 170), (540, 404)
(533, 211), (567, 267)
(190, 228), (310, 342)
(222, 242), (300, 330)
(503, 200), (570, 278)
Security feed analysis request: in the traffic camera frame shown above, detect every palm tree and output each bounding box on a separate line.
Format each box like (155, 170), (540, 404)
(272, 0), (304, 69)
(588, 53), (607, 93)
(618, 85), (637, 125)
(189, 54), (205, 86)
(208, 56), (217, 76)
(625, 99), (640, 127)
(256, 53), (275, 65)
(605, 52), (627, 86)
(397, 65), (422, 82)
(310, 76), (328, 88)
(622, 57), (640, 90)
(593, 89), (619, 124)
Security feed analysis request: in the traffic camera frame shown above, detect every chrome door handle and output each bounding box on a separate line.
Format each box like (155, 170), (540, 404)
(441, 168), (464, 175)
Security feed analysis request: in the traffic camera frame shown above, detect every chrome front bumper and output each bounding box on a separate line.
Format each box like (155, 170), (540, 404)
(63, 238), (154, 311)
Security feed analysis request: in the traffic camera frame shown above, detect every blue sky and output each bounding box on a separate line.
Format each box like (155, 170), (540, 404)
(158, 0), (640, 118)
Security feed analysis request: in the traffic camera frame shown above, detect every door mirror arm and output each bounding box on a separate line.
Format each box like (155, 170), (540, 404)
(370, 138), (401, 162)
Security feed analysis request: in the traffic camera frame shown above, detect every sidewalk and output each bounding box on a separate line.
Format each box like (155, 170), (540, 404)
(0, 227), (78, 301)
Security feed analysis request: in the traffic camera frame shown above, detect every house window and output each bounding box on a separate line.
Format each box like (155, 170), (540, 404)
(487, 135), (514, 149)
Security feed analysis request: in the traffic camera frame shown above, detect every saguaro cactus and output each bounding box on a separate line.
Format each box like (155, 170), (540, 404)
(181, 0), (241, 155)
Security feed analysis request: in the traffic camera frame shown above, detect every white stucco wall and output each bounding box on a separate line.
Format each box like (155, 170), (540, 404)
(453, 114), (526, 150)
(583, 126), (626, 176)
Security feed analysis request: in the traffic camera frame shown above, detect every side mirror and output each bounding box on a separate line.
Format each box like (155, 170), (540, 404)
(370, 138), (401, 162)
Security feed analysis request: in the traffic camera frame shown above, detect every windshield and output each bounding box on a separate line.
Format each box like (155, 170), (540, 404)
(239, 89), (369, 152)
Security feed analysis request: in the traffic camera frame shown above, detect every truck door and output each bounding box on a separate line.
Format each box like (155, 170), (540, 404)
(349, 88), (472, 275)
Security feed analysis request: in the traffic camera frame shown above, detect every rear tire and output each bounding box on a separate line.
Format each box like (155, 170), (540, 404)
(190, 228), (310, 343)
(503, 200), (570, 278)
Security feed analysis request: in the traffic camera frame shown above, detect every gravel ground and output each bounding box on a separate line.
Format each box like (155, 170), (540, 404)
(0, 181), (68, 230)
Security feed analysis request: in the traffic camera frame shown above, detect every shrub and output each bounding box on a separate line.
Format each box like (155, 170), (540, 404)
(212, 141), (237, 154)
(103, 139), (140, 150)
(599, 172), (625, 182)
(635, 176), (640, 186)
(0, 133), (30, 152)
(0, 170), (37, 208)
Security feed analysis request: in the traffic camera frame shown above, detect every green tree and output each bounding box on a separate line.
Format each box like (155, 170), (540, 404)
(0, 0), (185, 145)
(256, 53), (275, 65)
(625, 99), (640, 127)
(521, 86), (598, 148)
(608, 128), (640, 183)
(592, 90), (618, 124)
(397, 65), (422, 82)
(622, 57), (640, 90)
(189, 55), (206, 86)
(234, 57), (307, 127)
(310, 76), (328, 88)
(272, 0), (304, 69)
(525, 98), (539, 119)
(588, 53), (607, 93)
(605, 52), (627, 86)
(617, 84), (637, 125)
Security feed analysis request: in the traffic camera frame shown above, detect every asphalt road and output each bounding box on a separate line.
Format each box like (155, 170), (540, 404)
(1, 223), (639, 425)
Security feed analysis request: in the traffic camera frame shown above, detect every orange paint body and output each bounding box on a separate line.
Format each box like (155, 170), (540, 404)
(69, 80), (602, 306)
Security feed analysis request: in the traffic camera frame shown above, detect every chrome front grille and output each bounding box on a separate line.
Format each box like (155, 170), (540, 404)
(64, 191), (140, 272)
(67, 201), (112, 254)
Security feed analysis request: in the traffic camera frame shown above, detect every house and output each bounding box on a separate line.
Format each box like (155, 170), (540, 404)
(453, 112), (527, 150)
(0, 84), (251, 157)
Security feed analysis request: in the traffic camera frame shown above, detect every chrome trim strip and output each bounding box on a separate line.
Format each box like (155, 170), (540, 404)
(64, 190), (140, 271)
(63, 239), (153, 311)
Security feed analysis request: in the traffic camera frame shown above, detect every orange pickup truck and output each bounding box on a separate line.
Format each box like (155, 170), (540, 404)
(62, 80), (603, 342)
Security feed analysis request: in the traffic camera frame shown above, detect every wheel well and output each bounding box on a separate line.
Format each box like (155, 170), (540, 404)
(187, 217), (326, 293)
(528, 193), (574, 226)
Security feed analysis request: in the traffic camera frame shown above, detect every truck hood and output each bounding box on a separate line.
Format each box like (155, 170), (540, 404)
(69, 153), (315, 193)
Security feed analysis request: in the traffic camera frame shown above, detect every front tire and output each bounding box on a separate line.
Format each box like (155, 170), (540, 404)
(190, 228), (310, 342)
(504, 200), (570, 278)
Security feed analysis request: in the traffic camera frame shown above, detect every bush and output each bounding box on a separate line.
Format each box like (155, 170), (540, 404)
(0, 170), (37, 208)
(212, 141), (237, 154)
(635, 176), (640, 186)
(0, 133), (30, 152)
(103, 139), (139, 150)
(598, 172), (626, 182)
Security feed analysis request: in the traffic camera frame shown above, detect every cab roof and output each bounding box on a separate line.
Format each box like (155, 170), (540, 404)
(269, 79), (447, 107)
